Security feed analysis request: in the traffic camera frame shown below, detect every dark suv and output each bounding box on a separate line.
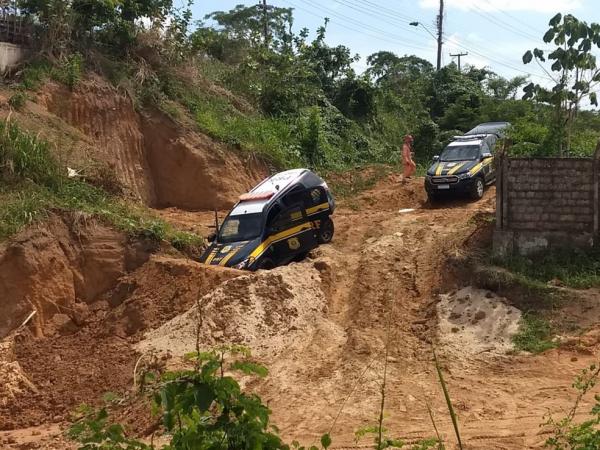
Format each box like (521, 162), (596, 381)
(424, 122), (509, 201)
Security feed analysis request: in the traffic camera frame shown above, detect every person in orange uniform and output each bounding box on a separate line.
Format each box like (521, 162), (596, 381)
(402, 134), (416, 180)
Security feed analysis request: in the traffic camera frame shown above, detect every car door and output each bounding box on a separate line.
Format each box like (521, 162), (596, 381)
(480, 141), (494, 182)
(266, 203), (317, 264)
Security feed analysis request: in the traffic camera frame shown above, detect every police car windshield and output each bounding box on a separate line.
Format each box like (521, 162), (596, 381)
(218, 213), (263, 243)
(440, 145), (480, 162)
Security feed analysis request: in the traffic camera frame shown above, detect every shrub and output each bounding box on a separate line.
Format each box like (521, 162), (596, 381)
(69, 347), (333, 450)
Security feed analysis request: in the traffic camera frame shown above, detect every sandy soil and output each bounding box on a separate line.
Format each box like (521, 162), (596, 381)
(1, 176), (600, 450)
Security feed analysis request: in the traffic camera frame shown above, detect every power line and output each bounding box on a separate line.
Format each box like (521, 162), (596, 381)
(284, 0), (554, 82)
(481, 0), (546, 38)
(296, 0), (431, 50)
(282, 0), (431, 52)
(467, 3), (541, 42)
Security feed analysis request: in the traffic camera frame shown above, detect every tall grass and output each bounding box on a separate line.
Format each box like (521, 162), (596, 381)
(494, 249), (600, 289)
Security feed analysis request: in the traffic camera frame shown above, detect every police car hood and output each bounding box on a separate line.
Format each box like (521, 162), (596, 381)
(200, 238), (260, 268)
(427, 159), (481, 176)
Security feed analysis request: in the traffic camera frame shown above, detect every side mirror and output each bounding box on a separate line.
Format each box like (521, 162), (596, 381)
(481, 152), (492, 159)
(207, 232), (216, 243)
(432, 155), (440, 161)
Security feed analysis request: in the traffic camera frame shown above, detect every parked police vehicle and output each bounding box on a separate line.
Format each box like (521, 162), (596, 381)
(424, 122), (509, 202)
(200, 169), (335, 271)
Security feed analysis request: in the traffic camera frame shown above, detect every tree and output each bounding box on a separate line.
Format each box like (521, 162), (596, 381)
(523, 13), (600, 155)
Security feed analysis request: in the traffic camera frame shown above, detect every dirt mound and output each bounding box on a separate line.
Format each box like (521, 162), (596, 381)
(137, 261), (330, 358)
(0, 254), (242, 431)
(0, 325), (139, 430)
(437, 286), (521, 358)
(0, 340), (37, 408)
(0, 214), (154, 339)
(104, 256), (240, 338)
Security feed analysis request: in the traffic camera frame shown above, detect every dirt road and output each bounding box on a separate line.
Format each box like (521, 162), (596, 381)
(1, 176), (599, 449)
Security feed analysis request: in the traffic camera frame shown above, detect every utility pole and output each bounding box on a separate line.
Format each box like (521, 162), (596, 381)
(262, 0), (269, 45)
(436, 0), (444, 71)
(450, 52), (468, 71)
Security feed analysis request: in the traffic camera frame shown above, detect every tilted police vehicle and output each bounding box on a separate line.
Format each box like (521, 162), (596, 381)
(424, 121), (509, 202)
(200, 169), (335, 271)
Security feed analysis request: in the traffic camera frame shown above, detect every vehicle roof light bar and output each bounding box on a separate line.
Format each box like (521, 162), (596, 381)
(239, 192), (274, 202)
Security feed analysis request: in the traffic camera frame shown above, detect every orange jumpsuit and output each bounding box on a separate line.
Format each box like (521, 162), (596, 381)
(402, 140), (416, 178)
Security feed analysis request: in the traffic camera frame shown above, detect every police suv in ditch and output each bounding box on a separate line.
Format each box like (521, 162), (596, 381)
(424, 121), (509, 201)
(199, 169), (335, 271)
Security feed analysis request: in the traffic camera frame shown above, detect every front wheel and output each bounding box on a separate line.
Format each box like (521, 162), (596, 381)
(470, 177), (485, 200)
(318, 218), (334, 244)
(427, 191), (440, 203)
(257, 257), (275, 270)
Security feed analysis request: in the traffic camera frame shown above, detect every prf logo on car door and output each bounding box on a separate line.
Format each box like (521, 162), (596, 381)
(287, 237), (301, 250)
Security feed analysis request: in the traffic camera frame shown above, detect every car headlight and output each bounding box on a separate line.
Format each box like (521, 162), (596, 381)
(234, 257), (255, 270)
(458, 172), (472, 180)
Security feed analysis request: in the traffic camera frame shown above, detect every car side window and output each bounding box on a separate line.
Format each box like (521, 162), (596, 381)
(481, 141), (491, 156)
(307, 187), (327, 207)
(270, 205), (304, 232)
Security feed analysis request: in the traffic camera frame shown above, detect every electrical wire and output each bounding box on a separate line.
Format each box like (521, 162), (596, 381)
(281, 0), (432, 52)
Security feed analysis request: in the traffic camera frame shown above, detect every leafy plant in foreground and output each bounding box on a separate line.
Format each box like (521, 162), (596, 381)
(545, 363), (600, 449)
(69, 346), (332, 450)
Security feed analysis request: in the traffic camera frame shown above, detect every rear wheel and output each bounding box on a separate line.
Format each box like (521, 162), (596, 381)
(471, 177), (485, 200)
(318, 218), (334, 244)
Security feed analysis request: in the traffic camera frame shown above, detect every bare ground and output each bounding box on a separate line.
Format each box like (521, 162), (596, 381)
(1, 176), (600, 449)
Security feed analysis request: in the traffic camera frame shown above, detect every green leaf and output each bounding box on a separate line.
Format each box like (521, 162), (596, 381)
(543, 29), (555, 43)
(549, 13), (562, 27)
(230, 361), (269, 377)
(523, 50), (533, 64)
(320, 433), (332, 449)
(590, 92), (598, 106)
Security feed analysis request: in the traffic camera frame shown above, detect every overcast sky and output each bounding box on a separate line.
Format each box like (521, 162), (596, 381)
(189, 0), (598, 84)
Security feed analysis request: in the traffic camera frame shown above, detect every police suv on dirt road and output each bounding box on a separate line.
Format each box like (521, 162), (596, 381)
(200, 169), (335, 271)
(424, 122), (509, 202)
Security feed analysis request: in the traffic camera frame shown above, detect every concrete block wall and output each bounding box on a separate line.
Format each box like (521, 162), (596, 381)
(494, 156), (598, 256)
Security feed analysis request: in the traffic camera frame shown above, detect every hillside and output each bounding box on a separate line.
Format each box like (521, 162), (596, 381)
(2, 3), (600, 450)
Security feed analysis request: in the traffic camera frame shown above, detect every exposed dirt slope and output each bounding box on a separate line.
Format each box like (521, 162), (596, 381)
(0, 255), (240, 431)
(0, 214), (154, 339)
(4, 77), (268, 210)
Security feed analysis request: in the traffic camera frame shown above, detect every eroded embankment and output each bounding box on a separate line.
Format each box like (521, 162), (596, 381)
(35, 78), (268, 210)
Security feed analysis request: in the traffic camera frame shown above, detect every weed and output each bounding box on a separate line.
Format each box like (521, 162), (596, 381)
(545, 362), (600, 449)
(512, 313), (557, 354)
(70, 347), (333, 450)
(494, 248), (600, 289)
(8, 91), (28, 110)
(433, 349), (462, 450)
(325, 165), (391, 199)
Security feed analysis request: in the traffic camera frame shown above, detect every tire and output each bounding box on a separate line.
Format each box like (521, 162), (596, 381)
(471, 177), (485, 200)
(427, 191), (439, 203)
(257, 257), (275, 270)
(317, 218), (334, 244)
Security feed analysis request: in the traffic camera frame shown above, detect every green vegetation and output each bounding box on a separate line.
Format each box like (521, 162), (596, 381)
(546, 363), (600, 448)
(512, 313), (558, 354)
(14, 2), (600, 172)
(495, 249), (600, 289)
(0, 119), (201, 250)
(69, 346), (332, 450)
